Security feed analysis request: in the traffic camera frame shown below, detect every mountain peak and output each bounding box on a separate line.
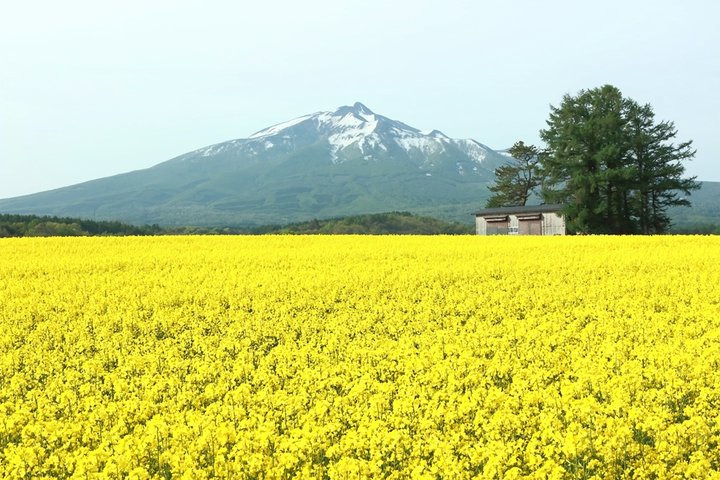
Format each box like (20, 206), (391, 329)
(352, 102), (373, 114)
(334, 102), (375, 117)
(429, 129), (450, 139)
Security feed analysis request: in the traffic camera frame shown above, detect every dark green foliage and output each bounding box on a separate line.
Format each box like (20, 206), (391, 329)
(486, 141), (543, 207)
(0, 212), (472, 237)
(248, 212), (473, 235)
(540, 85), (700, 234)
(625, 101), (700, 234)
(156, 212), (473, 235)
(0, 214), (162, 237)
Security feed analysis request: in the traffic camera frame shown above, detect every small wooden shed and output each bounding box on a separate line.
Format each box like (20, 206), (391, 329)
(474, 204), (566, 236)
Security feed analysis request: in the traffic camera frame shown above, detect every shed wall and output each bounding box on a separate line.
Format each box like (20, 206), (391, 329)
(541, 212), (566, 235)
(475, 211), (566, 235)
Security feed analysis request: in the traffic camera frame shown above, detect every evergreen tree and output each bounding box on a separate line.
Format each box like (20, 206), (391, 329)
(540, 85), (699, 234)
(486, 141), (542, 207)
(626, 102), (699, 233)
(540, 85), (632, 233)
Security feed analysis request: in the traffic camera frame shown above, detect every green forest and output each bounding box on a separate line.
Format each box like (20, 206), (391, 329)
(0, 212), (473, 237)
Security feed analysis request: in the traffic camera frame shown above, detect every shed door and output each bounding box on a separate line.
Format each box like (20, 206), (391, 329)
(517, 214), (542, 235)
(485, 215), (509, 235)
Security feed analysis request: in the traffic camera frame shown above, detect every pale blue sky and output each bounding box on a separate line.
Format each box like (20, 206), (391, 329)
(1, 0), (718, 199)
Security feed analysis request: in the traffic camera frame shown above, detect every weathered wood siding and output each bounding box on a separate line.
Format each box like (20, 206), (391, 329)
(475, 211), (566, 235)
(540, 212), (566, 235)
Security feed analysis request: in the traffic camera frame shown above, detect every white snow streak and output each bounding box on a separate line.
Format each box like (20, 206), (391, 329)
(458, 139), (488, 163)
(324, 112), (381, 161)
(239, 104), (493, 166)
(394, 135), (443, 154)
(249, 114), (313, 139)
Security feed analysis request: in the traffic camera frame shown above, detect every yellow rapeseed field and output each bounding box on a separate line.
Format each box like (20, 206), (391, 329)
(1, 235), (719, 479)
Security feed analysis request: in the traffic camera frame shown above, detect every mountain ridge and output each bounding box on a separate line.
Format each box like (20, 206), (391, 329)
(0, 103), (509, 226)
(165, 102), (497, 169)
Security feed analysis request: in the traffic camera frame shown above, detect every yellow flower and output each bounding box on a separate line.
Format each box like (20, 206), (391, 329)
(1, 235), (719, 477)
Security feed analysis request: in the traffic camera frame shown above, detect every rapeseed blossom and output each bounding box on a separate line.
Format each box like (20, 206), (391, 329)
(0, 235), (719, 478)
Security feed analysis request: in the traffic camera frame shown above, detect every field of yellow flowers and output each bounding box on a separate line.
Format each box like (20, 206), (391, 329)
(1, 235), (719, 479)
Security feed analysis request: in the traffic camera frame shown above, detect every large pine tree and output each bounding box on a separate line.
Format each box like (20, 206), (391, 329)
(485, 141), (542, 208)
(540, 85), (699, 234)
(625, 102), (698, 233)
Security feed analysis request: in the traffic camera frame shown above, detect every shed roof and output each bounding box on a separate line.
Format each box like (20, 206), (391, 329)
(474, 204), (564, 216)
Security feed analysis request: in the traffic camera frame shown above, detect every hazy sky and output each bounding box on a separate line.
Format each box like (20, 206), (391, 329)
(2, 0), (718, 199)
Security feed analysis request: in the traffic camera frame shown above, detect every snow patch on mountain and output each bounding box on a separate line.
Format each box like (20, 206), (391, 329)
(326, 112), (380, 157)
(457, 139), (489, 163)
(249, 114), (314, 139)
(172, 102), (500, 173)
(429, 130), (451, 141)
(199, 143), (233, 157)
(286, 108), (387, 162)
(394, 134), (445, 155)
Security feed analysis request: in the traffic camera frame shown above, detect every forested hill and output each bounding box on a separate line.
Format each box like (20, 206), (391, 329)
(251, 212), (473, 234)
(668, 181), (720, 233)
(0, 212), (473, 237)
(0, 214), (163, 237)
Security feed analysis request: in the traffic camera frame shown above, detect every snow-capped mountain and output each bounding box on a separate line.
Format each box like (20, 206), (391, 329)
(170, 102), (499, 177)
(0, 103), (509, 226)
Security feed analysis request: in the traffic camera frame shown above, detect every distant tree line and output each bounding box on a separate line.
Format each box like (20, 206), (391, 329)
(669, 222), (720, 235)
(255, 211), (473, 235)
(0, 214), (163, 238)
(487, 85), (701, 234)
(0, 212), (473, 237)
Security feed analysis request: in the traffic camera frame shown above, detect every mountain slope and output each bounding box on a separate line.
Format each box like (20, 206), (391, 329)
(0, 102), (507, 226)
(668, 180), (720, 230)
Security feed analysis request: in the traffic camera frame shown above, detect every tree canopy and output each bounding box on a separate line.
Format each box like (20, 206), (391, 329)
(485, 141), (542, 208)
(487, 85), (700, 234)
